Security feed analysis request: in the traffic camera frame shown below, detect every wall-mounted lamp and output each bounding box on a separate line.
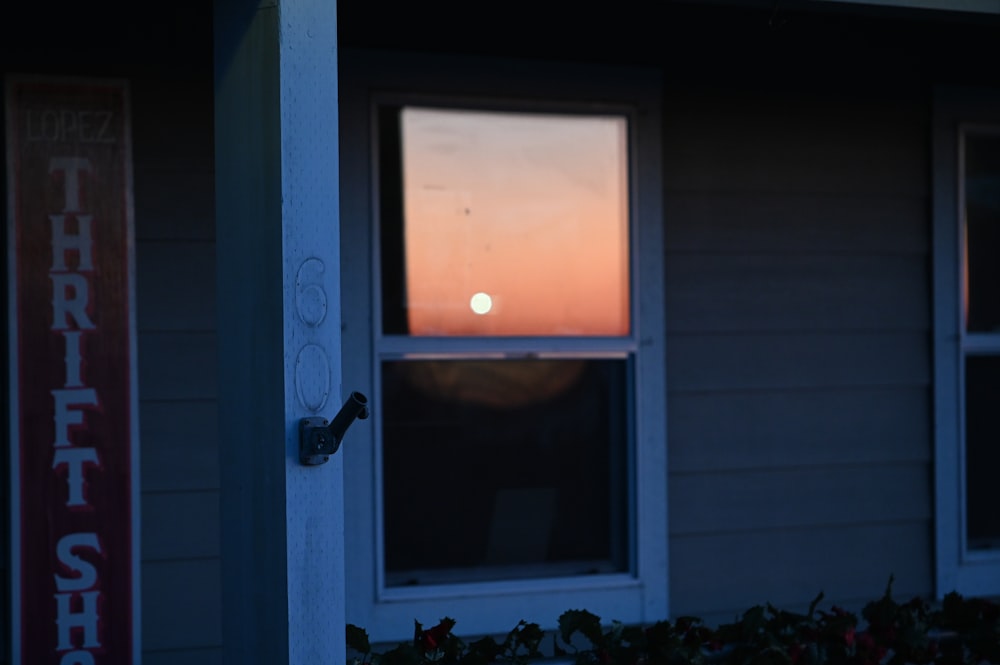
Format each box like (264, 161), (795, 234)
(299, 391), (369, 465)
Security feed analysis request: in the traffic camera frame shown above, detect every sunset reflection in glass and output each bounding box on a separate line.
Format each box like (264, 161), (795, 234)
(398, 107), (630, 336)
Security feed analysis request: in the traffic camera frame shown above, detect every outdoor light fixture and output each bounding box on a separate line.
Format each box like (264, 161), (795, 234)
(298, 391), (370, 465)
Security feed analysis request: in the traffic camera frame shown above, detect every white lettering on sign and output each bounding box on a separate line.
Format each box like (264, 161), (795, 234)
(48, 155), (105, 659)
(50, 273), (95, 330)
(54, 591), (101, 650)
(49, 158), (93, 211)
(50, 215), (94, 271)
(52, 448), (100, 507)
(26, 110), (117, 144)
(51, 388), (98, 449)
(62, 331), (84, 388)
(54, 533), (101, 591)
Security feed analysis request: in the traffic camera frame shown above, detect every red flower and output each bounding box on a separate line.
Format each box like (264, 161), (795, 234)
(419, 618), (456, 652)
(844, 626), (855, 647)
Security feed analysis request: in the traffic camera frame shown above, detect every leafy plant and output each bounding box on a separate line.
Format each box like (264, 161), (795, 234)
(348, 617), (544, 664)
(346, 579), (1000, 665)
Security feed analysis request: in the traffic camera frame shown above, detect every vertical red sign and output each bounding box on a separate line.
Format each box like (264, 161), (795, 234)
(6, 77), (139, 664)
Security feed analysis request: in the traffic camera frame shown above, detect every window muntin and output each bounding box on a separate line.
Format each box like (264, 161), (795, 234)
(379, 106), (630, 337)
(375, 104), (636, 589)
(960, 128), (1000, 554)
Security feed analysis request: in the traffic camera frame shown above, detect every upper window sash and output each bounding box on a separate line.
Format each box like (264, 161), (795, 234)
(958, 125), (1000, 338)
(371, 94), (643, 345)
(377, 105), (632, 339)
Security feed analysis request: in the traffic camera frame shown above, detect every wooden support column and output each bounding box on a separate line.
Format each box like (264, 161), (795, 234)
(213, 1), (344, 663)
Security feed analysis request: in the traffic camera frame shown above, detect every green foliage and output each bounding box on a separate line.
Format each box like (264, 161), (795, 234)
(348, 617), (544, 665)
(346, 580), (1000, 664)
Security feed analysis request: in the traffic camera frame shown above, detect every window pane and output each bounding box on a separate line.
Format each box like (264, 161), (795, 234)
(379, 106), (630, 337)
(963, 133), (1000, 332)
(380, 358), (630, 585)
(965, 355), (1000, 550)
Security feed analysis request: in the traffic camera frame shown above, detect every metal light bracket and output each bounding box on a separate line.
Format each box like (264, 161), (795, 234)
(298, 391), (369, 466)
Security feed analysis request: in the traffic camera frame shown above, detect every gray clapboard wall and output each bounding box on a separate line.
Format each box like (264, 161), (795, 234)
(131, 70), (221, 664)
(662, 86), (933, 624)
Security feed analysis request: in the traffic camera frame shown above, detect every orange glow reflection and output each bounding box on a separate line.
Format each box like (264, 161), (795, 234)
(401, 107), (630, 336)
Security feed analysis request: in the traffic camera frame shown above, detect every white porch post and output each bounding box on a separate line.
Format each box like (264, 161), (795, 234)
(214, 1), (344, 663)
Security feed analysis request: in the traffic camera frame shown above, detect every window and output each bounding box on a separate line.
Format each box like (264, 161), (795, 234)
(933, 89), (1000, 597)
(340, 51), (667, 643)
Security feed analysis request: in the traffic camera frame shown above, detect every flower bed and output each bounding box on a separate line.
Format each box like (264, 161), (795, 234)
(346, 578), (1000, 664)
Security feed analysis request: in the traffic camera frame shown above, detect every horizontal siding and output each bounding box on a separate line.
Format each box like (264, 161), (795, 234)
(665, 254), (928, 332)
(666, 332), (929, 392)
(142, 560), (222, 651)
(136, 241), (216, 331)
(669, 463), (931, 534)
(662, 92), (927, 195)
(138, 332), (218, 401)
(663, 85), (934, 623)
(131, 63), (222, 661)
(134, 169), (216, 241)
(142, 491), (220, 560)
(670, 522), (932, 624)
(664, 193), (928, 253)
(669, 387), (931, 472)
(140, 401), (220, 492)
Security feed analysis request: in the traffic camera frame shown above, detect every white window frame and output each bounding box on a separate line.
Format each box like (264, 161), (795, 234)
(932, 86), (1000, 597)
(339, 49), (668, 644)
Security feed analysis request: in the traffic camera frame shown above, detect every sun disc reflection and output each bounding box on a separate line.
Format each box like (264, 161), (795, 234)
(470, 292), (493, 315)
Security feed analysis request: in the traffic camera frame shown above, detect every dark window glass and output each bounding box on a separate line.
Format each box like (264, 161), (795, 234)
(965, 355), (1000, 549)
(381, 357), (630, 585)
